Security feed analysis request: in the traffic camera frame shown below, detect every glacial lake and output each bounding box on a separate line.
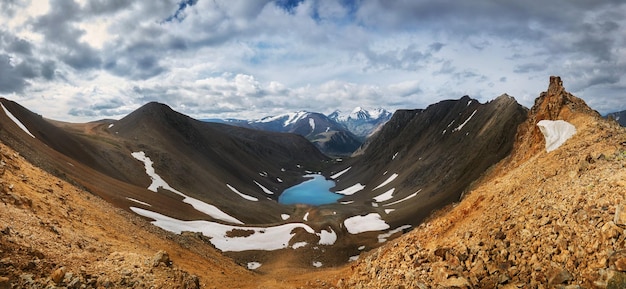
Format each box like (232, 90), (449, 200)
(278, 174), (343, 205)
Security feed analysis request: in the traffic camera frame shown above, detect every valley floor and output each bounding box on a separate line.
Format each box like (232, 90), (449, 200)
(0, 140), (349, 288)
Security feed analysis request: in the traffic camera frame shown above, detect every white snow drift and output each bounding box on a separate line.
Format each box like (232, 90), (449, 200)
(344, 213), (390, 234)
(536, 120), (576, 152)
(130, 207), (336, 252)
(131, 151), (243, 224)
(1, 103), (35, 138)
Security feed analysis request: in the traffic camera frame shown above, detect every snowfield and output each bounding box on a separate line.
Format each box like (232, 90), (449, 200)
(383, 190), (421, 207)
(1, 103), (36, 138)
(130, 207), (337, 252)
(377, 225), (411, 243)
(335, 183), (365, 195)
(372, 173), (398, 190)
(254, 180), (274, 195)
(453, 109), (477, 132)
(537, 120), (576, 152)
(373, 188), (395, 202)
(330, 166), (351, 179)
(344, 213), (390, 234)
(227, 184), (259, 201)
(132, 151), (243, 224)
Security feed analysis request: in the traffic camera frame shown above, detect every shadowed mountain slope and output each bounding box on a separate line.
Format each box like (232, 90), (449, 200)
(0, 99), (329, 225)
(329, 94), (528, 227)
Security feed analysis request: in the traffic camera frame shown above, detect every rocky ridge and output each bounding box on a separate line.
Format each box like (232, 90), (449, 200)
(341, 77), (626, 288)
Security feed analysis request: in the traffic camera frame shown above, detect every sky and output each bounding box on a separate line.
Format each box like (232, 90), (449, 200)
(0, 0), (625, 122)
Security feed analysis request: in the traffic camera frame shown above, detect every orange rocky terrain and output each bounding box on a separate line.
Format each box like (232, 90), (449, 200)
(340, 77), (626, 288)
(0, 139), (345, 288)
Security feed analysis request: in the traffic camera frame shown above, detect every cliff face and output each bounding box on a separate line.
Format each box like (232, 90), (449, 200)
(341, 77), (626, 288)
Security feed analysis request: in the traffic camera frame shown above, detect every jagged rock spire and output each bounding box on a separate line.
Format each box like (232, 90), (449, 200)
(508, 76), (600, 165)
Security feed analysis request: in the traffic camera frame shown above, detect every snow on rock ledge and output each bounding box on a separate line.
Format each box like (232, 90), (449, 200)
(536, 120), (576, 152)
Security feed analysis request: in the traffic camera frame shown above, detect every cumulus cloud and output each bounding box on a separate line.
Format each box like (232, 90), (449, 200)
(0, 0), (624, 120)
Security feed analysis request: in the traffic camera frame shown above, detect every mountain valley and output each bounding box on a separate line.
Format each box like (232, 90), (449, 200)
(1, 76), (625, 288)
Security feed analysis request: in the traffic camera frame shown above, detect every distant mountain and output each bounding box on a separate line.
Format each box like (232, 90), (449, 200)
(606, 110), (626, 126)
(205, 111), (363, 156)
(328, 107), (392, 140)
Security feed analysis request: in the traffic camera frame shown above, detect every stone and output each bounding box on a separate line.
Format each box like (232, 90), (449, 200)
(614, 204), (626, 227)
(608, 271), (626, 289)
(151, 250), (171, 267)
(51, 267), (66, 284)
(548, 267), (573, 285)
(440, 276), (471, 288)
(0, 276), (9, 289)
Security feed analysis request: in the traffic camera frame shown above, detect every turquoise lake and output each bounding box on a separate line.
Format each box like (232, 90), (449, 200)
(278, 174), (343, 205)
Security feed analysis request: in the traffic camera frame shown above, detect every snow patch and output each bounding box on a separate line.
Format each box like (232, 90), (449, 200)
(392, 152), (398, 160)
(247, 262), (262, 270)
(227, 184), (259, 201)
(277, 177), (283, 183)
(254, 180), (274, 195)
(372, 173), (398, 190)
(453, 109), (477, 132)
(131, 151), (243, 224)
(309, 118), (315, 131)
(318, 228), (337, 245)
(349, 255), (359, 262)
(126, 197), (151, 207)
(335, 183), (365, 195)
(130, 207), (336, 252)
(378, 225), (411, 243)
(358, 245), (365, 250)
(303, 212), (309, 221)
(373, 188), (395, 202)
(312, 261), (322, 268)
(330, 166), (351, 179)
(344, 213), (390, 234)
(384, 209), (395, 214)
(1, 103), (35, 138)
(292, 242), (307, 249)
(537, 120), (576, 152)
(340, 200), (354, 205)
(383, 190), (421, 206)
(281, 214), (290, 220)
(108, 123), (114, 129)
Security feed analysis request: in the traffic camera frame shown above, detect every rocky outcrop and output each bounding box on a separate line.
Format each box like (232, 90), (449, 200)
(341, 77), (626, 288)
(510, 76), (601, 165)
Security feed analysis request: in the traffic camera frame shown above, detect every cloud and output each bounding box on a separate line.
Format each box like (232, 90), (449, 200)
(0, 0), (624, 120)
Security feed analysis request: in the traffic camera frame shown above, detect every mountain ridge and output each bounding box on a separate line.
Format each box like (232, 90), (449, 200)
(341, 76), (626, 288)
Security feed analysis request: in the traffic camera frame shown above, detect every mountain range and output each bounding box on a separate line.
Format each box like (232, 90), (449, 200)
(1, 76), (624, 288)
(204, 107), (392, 156)
(607, 109), (626, 126)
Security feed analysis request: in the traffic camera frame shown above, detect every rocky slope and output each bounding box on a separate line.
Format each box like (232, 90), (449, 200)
(340, 77), (626, 288)
(0, 140), (255, 288)
(0, 137), (353, 288)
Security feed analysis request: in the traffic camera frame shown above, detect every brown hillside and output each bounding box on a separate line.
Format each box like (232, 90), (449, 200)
(341, 77), (626, 288)
(0, 140), (346, 288)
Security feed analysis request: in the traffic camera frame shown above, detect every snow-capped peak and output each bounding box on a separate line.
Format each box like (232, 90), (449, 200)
(330, 107), (390, 122)
(256, 111), (310, 127)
